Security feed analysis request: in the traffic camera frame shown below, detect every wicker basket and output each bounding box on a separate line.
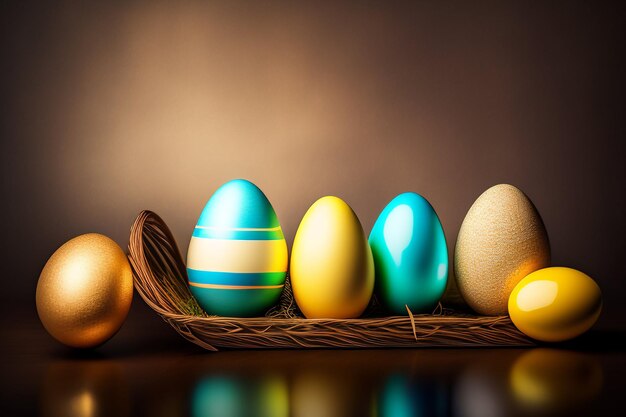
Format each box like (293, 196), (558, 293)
(128, 210), (534, 351)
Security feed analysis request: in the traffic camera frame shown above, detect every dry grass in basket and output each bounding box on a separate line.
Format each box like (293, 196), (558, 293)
(128, 210), (533, 351)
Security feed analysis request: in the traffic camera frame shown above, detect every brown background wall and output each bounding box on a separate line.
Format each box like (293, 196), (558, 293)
(1, 1), (624, 328)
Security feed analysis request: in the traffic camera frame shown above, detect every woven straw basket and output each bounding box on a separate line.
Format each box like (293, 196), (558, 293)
(128, 210), (533, 351)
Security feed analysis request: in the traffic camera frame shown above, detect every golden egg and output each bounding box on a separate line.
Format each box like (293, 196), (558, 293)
(508, 267), (602, 342)
(454, 184), (550, 315)
(36, 233), (133, 348)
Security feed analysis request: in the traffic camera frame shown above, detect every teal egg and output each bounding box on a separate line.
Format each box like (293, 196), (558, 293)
(368, 192), (448, 314)
(186, 179), (288, 317)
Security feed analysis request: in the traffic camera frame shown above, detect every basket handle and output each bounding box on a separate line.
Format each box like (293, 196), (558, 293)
(128, 210), (203, 316)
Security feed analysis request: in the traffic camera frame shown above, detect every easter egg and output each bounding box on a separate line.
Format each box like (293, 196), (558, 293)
(454, 184), (550, 315)
(369, 192), (448, 314)
(186, 179), (288, 317)
(290, 196), (374, 318)
(508, 267), (602, 342)
(36, 233), (133, 348)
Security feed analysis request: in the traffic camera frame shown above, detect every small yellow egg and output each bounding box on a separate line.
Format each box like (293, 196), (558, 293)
(508, 267), (602, 342)
(36, 233), (133, 348)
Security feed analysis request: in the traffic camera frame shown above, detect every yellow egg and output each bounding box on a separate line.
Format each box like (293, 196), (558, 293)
(508, 267), (602, 342)
(36, 233), (134, 348)
(290, 196), (374, 318)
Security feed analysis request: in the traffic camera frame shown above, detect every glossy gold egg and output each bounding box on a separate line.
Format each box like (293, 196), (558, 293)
(36, 233), (133, 348)
(508, 267), (602, 342)
(454, 184), (550, 315)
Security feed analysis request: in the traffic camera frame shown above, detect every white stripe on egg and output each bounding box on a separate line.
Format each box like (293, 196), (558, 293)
(187, 237), (288, 273)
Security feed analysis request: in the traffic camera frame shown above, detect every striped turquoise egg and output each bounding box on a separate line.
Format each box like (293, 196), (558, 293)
(186, 179), (288, 317)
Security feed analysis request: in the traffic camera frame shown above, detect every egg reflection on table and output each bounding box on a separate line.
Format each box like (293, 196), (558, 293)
(510, 349), (603, 413)
(41, 360), (130, 417)
(291, 370), (373, 417)
(191, 374), (288, 417)
(375, 374), (449, 417)
(454, 367), (510, 417)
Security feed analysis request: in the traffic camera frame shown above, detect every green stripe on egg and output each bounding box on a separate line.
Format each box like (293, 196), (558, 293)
(187, 269), (287, 286)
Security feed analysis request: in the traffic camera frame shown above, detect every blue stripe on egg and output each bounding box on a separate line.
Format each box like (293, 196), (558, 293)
(187, 269), (287, 286)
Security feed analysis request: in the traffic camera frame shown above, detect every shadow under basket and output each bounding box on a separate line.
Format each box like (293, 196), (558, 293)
(128, 210), (534, 351)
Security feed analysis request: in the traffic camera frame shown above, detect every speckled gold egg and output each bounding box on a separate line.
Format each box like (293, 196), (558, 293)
(454, 184), (550, 315)
(36, 233), (133, 348)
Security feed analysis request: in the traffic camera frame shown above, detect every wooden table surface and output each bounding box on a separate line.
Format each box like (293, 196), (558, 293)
(1, 298), (624, 417)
